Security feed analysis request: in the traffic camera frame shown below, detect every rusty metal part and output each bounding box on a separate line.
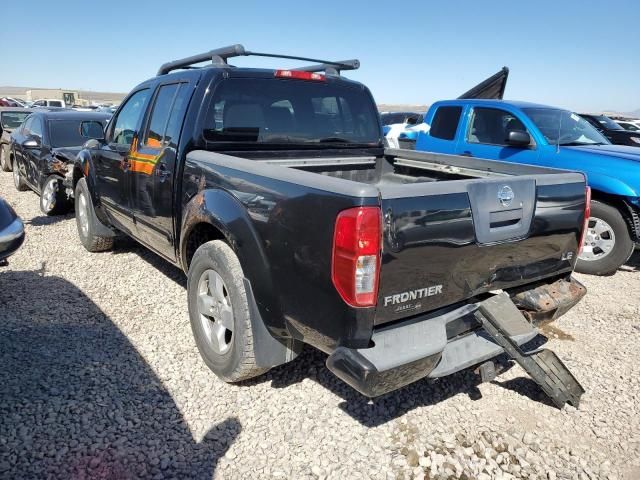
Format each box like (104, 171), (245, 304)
(511, 276), (586, 324)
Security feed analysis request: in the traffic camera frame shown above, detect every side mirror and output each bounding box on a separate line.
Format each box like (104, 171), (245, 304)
(505, 130), (531, 147)
(80, 121), (105, 141)
(22, 137), (40, 148)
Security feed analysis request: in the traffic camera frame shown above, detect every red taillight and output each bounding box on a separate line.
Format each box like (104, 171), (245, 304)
(332, 207), (381, 307)
(578, 187), (591, 255)
(274, 70), (326, 82)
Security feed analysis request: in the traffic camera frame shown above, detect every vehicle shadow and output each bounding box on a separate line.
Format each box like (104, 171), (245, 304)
(24, 212), (74, 227)
(111, 239), (187, 288)
(0, 270), (237, 479)
(246, 335), (552, 428)
(624, 250), (640, 270)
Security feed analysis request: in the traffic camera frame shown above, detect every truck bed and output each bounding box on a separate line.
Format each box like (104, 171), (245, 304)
(185, 148), (586, 339)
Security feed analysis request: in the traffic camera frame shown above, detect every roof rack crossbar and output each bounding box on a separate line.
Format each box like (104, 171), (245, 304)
(157, 44), (360, 76)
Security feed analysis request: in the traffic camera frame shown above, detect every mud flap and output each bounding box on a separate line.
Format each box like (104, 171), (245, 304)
(475, 293), (585, 409)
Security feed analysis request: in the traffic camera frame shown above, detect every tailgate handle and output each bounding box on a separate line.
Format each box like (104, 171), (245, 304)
(489, 208), (523, 230)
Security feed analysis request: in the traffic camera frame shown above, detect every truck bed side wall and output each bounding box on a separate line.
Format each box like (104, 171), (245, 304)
(181, 150), (380, 351)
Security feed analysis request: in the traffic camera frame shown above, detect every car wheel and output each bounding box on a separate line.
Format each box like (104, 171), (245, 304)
(12, 157), (28, 191)
(187, 240), (268, 382)
(0, 145), (11, 172)
(74, 178), (114, 252)
(40, 175), (71, 216)
(575, 200), (635, 275)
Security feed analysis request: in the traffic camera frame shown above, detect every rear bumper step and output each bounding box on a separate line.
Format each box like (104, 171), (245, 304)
(327, 283), (584, 403)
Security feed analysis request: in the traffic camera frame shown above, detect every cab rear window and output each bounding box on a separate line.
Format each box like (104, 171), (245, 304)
(202, 78), (380, 147)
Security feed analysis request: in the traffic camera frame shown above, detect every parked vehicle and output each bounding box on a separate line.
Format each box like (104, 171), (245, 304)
(0, 98), (20, 107)
(1, 107), (32, 172)
(32, 99), (66, 108)
(0, 196), (25, 266)
(3, 97), (28, 108)
(614, 120), (640, 132)
(380, 112), (423, 127)
(414, 99), (640, 275)
(579, 114), (640, 147)
(10, 110), (109, 215)
(68, 45), (588, 399)
(393, 67), (510, 150)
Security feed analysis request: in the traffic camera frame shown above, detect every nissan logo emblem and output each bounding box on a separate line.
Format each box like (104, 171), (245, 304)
(498, 185), (514, 207)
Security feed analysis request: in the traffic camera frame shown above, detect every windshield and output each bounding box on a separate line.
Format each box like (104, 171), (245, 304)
(590, 115), (624, 131)
(49, 119), (105, 147)
(1, 111), (30, 130)
(203, 78), (381, 148)
(523, 108), (609, 146)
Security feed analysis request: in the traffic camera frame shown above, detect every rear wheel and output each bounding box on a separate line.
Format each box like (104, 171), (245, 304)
(74, 178), (114, 252)
(12, 158), (28, 191)
(40, 175), (71, 216)
(0, 145), (11, 172)
(187, 240), (268, 382)
(576, 200), (634, 275)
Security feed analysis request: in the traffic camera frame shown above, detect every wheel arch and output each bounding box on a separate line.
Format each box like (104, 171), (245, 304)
(589, 190), (640, 242)
(180, 189), (285, 334)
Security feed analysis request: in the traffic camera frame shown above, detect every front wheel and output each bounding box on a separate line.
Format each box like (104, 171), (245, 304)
(0, 145), (11, 172)
(40, 175), (71, 216)
(74, 178), (114, 252)
(187, 240), (268, 382)
(576, 200), (635, 275)
(12, 157), (28, 191)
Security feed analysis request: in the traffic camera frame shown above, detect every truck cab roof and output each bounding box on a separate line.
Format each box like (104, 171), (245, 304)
(432, 99), (562, 111)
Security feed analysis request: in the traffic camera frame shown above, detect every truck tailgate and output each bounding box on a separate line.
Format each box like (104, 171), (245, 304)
(375, 173), (586, 325)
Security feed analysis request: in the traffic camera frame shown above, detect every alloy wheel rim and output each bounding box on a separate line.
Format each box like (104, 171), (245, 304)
(197, 269), (234, 354)
(42, 179), (56, 211)
(579, 216), (616, 262)
(13, 161), (19, 187)
(78, 192), (89, 237)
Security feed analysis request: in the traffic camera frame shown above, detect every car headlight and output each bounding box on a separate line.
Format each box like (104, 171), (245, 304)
(631, 137), (640, 144)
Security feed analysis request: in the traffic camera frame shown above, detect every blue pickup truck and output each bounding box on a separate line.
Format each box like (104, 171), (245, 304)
(414, 99), (640, 275)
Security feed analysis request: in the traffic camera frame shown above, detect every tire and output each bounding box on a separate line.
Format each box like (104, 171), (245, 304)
(187, 240), (268, 382)
(0, 145), (11, 172)
(12, 157), (28, 191)
(74, 178), (114, 252)
(575, 200), (635, 276)
(40, 175), (71, 216)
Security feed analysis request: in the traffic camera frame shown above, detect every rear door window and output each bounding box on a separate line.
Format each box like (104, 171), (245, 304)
(142, 83), (191, 149)
(430, 106), (462, 140)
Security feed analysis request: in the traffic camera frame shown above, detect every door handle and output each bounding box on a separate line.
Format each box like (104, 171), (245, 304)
(156, 162), (170, 181)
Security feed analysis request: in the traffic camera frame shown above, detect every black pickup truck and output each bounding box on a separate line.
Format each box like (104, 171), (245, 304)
(69, 45), (589, 399)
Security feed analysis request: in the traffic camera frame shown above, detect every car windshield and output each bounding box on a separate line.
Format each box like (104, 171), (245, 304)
(203, 78), (381, 148)
(591, 115), (624, 131)
(1, 111), (30, 129)
(524, 108), (609, 146)
(49, 119), (105, 147)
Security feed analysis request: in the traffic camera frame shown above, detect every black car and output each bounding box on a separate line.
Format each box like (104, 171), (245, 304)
(579, 114), (640, 147)
(10, 110), (109, 215)
(380, 111), (423, 126)
(0, 107), (33, 172)
(66, 44), (588, 401)
(0, 196), (25, 266)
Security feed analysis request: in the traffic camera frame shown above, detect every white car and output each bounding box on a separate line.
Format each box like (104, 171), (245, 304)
(32, 99), (66, 108)
(615, 120), (640, 132)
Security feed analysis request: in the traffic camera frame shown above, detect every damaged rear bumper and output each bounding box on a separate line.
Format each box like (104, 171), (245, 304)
(326, 276), (585, 398)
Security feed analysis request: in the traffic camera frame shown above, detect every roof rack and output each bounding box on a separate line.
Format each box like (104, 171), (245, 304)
(157, 44), (360, 77)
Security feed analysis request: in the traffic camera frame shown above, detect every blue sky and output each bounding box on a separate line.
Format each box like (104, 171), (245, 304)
(2, 0), (638, 112)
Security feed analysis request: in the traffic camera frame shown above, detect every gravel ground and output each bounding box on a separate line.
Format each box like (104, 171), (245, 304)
(1, 172), (639, 480)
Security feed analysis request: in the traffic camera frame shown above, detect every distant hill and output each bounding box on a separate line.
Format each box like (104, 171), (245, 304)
(629, 109), (640, 118)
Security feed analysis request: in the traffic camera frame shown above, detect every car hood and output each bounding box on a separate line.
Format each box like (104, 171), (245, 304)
(563, 144), (640, 162)
(51, 146), (83, 162)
